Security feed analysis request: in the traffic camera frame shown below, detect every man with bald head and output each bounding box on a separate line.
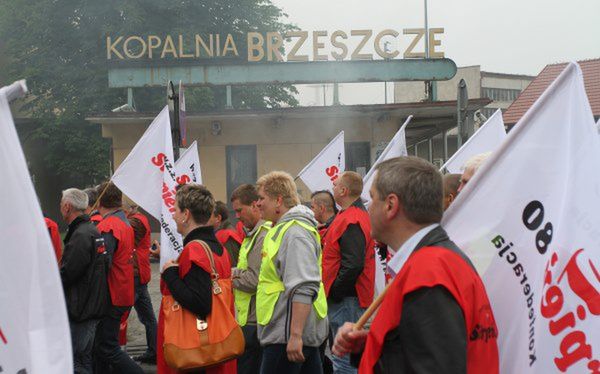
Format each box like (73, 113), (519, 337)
(310, 190), (338, 238)
(324, 171), (376, 374)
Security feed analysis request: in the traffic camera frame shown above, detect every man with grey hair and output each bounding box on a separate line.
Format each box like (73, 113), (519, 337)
(332, 156), (499, 373)
(457, 152), (491, 194)
(60, 188), (109, 374)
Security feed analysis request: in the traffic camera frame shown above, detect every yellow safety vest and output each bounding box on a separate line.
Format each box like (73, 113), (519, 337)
(256, 219), (328, 326)
(234, 221), (272, 326)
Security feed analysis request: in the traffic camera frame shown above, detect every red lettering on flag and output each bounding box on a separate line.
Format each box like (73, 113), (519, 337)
(151, 153), (166, 172)
(0, 326), (7, 344)
(541, 249), (600, 372)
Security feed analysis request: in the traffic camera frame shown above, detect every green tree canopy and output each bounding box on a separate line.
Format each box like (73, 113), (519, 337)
(0, 0), (298, 187)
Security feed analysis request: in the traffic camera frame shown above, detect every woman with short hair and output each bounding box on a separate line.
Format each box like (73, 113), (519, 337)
(157, 184), (236, 374)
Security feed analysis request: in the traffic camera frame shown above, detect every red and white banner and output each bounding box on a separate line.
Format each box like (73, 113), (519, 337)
(362, 116), (411, 205)
(441, 109), (506, 173)
(111, 106), (182, 268)
(297, 131), (345, 193)
(443, 63), (600, 373)
(0, 85), (72, 373)
(158, 140), (204, 264)
(175, 140), (202, 185)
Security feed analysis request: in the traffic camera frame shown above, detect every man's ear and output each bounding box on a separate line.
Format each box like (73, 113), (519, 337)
(448, 193), (455, 204)
(385, 193), (401, 220)
(341, 185), (348, 198)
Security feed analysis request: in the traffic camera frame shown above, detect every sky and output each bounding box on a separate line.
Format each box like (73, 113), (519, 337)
(270, 0), (600, 105)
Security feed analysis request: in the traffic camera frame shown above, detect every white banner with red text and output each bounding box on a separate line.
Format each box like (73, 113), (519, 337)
(297, 131), (345, 194)
(111, 106), (182, 268)
(0, 86), (72, 373)
(443, 62), (600, 373)
(176, 140), (202, 185)
(158, 140), (204, 264)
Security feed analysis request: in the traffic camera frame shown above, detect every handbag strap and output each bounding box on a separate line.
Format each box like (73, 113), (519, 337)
(191, 240), (222, 295)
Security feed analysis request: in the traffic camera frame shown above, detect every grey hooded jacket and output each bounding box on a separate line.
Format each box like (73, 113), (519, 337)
(257, 205), (329, 347)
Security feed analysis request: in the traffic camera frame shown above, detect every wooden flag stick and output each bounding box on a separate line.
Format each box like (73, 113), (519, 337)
(89, 182), (111, 214)
(354, 281), (392, 330)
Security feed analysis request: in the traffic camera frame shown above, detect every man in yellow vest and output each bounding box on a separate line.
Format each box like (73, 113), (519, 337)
(230, 184), (272, 374)
(255, 171), (328, 374)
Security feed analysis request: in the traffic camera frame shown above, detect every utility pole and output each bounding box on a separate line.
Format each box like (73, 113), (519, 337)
(384, 41), (391, 104)
(424, 0), (436, 101)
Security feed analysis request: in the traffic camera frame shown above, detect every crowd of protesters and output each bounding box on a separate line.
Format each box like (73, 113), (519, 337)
(50, 154), (498, 374)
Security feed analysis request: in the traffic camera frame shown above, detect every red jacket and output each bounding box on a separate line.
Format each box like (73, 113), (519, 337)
(235, 221), (246, 241)
(97, 214), (135, 307)
(90, 213), (102, 225)
(359, 245), (499, 373)
(44, 217), (62, 263)
(215, 228), (243, 247)
(131, 212), (152, 284)
(322, 205), (375, 308)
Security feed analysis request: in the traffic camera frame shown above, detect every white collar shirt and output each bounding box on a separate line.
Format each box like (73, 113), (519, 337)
(386, 223), (440, 278)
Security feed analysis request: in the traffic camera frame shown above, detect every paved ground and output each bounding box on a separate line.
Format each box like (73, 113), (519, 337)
(126, 261), (162, 373)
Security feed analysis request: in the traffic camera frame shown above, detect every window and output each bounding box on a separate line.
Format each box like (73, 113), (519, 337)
(482, 87), (522, 102)
(480, 107), (498, 119)
(345, 142), (371, 177)
(226, 145), (257, 203)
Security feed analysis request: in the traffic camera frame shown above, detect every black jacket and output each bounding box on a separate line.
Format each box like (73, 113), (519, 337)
(353, 226), (472, 374)
(162, 226), (224, 319)
(60, 215), (110, 321)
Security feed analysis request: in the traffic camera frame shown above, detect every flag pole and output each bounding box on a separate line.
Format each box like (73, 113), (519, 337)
(168, 81), (181, 161)
(354, 281), (391, 330)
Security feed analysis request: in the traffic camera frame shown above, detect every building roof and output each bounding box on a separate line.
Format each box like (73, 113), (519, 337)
(87, 99), (491, 147)
(480, 71), (535, 80)
(503, 58), (600, 125)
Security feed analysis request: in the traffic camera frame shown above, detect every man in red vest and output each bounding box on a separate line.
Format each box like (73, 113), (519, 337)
(332, 157), (499, 374)
(210, 200), (243, 266)
(325, 171), (375, 374)
(94, 182), (143, 374)
(124, 201), (158, 365)
(310, 190), (338, 239)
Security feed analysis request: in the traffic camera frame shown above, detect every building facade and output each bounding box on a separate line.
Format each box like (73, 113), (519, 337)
(88, 99), (488, 203)
(394, 65), (534, 118)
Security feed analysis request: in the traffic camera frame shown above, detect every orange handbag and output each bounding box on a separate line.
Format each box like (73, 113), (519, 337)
(163, 240), (245, 371)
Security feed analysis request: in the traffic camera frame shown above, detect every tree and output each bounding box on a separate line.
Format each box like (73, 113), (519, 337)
(0, 0), (298, 189)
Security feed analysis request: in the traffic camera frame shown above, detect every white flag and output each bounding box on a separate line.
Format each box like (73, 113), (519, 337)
(175, 140), (202, 185)
(157, 140), (204, 264)
(361, 116), (411, 205)
(443, 62), (600, 373)
(0, 86), (72, 373)
(111, 106), (182, 268)
(441, 109), (507, 173)
(297, 131), (345, 193)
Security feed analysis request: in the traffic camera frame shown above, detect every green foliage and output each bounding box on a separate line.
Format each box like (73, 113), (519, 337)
(27, 118), (111, 185)
(0, 0), (298, 187)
